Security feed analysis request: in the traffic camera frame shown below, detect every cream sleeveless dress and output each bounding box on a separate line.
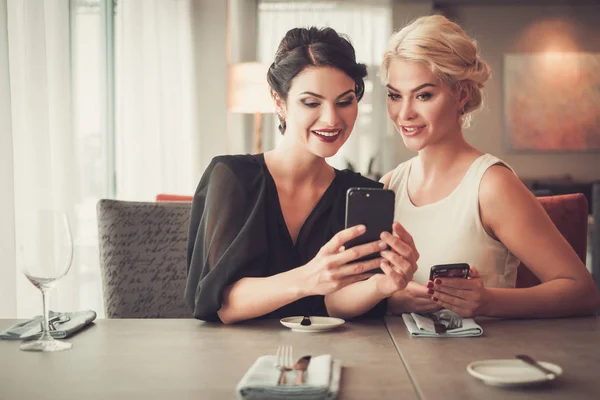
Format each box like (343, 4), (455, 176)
(388, 153), (519, 288)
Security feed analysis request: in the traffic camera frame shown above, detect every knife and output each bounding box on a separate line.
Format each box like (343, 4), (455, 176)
(293, 355), (312, 385)
(516, 354), (556, 380)
(19, 315), (65, 339)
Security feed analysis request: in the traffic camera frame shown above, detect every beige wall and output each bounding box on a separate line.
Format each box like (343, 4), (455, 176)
(446, 4), (600, 181)
(388, 1), (434, 171)
(191, 0), (228, 180)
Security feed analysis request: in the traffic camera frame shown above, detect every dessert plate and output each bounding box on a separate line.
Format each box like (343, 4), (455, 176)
(467, 359), (562, 387)
(280, 316), (345, 333)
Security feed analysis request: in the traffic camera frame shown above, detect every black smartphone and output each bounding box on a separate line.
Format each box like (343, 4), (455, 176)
(429, 263), (470, 281)
(344, 187), (395, 262)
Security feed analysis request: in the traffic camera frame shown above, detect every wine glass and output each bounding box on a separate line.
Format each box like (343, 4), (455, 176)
(18, 209), (74, 352)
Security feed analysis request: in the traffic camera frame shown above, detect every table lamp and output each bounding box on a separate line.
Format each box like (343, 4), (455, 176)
(228, 62), (274, 153)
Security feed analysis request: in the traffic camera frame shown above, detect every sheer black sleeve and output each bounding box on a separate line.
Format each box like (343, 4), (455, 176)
(184, 157), (268, 321)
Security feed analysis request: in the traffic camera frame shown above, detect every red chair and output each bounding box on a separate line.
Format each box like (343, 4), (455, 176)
(155, 194), (193, 202)
(516, 193), (589, 288)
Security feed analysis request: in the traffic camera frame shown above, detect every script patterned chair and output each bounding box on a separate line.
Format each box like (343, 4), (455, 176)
(97, 199), (192, 318)
(516, 193), (589, 288)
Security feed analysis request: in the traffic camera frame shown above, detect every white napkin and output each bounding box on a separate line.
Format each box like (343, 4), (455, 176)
(0, 310), (96, 340)
(402, 313), (483, 337)
(236, 354), (341, 400)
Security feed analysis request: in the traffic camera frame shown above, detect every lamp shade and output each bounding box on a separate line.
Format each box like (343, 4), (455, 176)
(228, 62), (274, 114)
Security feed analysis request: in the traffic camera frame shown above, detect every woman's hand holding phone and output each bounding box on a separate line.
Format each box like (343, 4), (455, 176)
(369, 222), (419, 297)
(300, 224), (385, 296)
(387, 281), (443, 314)
(429, 266), (491, 317)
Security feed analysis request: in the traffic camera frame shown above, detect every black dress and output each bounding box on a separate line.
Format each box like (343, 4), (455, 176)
(184, 154), (387, 322)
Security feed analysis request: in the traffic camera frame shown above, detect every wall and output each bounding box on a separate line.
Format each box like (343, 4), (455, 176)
(389, 1), (434, 170)
(190, 0), (229, 182)
(228, 0), (259, 155)
(445, 4), (600, 181)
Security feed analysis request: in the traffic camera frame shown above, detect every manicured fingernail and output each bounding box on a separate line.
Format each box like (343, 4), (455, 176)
(378, 241), (387, 249)
(432, 297), (438, 302)
(380, 231), (390, 239)
(434, 279), (442, 285)
(357, 225), (366, 232)
(427, 289), (434, 295)
(338, 246), (345, 253)
(426, 281), (433, 288)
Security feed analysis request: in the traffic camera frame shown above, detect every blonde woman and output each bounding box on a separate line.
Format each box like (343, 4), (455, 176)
(375, 15), (599, 318)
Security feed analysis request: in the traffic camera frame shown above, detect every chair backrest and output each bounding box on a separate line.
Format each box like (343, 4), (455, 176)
(97, 199), (192, 318)
(516, 193), (589, 288)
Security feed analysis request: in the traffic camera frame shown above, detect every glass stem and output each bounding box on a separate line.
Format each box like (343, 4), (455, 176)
(40, 289), (53, 340)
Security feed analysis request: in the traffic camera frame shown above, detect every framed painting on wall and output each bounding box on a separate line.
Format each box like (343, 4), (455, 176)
(503, 52), (600, 152)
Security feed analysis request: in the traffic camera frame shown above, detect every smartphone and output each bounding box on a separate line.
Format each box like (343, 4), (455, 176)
(429, 263), (470, 281)
(344, 187), (395, 262)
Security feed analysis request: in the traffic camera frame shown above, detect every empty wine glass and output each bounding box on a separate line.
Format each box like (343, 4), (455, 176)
(18, 209), (73, 352)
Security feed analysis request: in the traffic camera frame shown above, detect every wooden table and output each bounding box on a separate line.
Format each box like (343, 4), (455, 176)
(386, 315), (600, 400)
(3, 316), (599, 399)
(0, 318), (417, 400)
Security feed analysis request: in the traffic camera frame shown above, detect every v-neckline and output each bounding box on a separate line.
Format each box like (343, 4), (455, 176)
(259, 154), (339, 248)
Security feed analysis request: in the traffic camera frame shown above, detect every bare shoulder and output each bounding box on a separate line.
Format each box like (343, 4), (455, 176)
(479, 164), (539, 230)
(380, 170), (394, 189)
(479, 164), (531, 205)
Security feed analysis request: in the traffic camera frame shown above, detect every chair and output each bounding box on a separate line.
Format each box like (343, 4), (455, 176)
(155, 194), (193, 202)
(97, 199), (192, 318)
(516, 193), (589, 288)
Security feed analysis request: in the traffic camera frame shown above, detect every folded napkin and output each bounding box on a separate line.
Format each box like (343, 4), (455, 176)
(0, 310), (96, 340)
(236, 354), (341, 400)
(402, 311), (483, 337)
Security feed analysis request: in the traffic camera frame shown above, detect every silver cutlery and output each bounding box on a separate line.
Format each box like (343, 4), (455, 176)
(49, 315), (70, 331)
(516, 354), (556, 380)
(423, 311), (462, 334)
(275, 345), (293, 385)
(293, 355), (311, 385)
(19, 315), (70, 339)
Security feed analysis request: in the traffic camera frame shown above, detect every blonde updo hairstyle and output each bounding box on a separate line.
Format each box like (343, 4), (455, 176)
(380, 15), (491, 128)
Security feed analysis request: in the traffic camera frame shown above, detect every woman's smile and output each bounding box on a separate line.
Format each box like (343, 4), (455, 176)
(311, 128), (342, 143)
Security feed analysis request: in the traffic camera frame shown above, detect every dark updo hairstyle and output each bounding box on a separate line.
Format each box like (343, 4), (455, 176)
(267, 27), (368, 134)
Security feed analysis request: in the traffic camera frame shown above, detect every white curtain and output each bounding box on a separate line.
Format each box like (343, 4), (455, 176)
(257, 0), (393, 178)
(1, 0), (222, 318)
(114, 0), (198, 200)
(4, 0), (103, 318)
(0, 0), (16, 318)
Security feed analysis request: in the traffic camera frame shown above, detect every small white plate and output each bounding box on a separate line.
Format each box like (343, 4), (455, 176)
(280, 316), (345, 332)
(467, 359), (562, 387)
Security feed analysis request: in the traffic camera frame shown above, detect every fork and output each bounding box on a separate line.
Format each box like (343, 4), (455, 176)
(438, 310), (462, 330)
(426, 311), (462, 334)
(275, 345), (293, 385)
(48, 315), (70, 331)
